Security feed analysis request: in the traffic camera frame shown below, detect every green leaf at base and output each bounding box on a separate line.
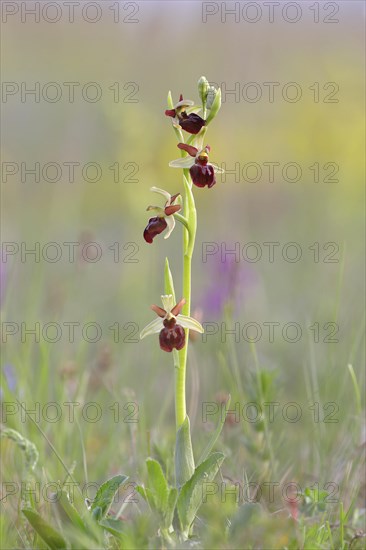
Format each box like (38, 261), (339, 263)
(98, 517), (126, 538)
(146, 458), (169, 513)
(177, 452), (225, 535)
(175, 416), (195, 488)
(58, 490), (86, 532)
(90, 475), (128, 519)
(22, 508), (67, 550)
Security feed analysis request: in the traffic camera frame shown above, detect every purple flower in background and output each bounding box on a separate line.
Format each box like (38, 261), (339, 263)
(200, 255), (257, 318)
(1, 364), (17, 399)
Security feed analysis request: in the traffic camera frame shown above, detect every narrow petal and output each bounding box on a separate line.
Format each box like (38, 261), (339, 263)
(169, 157), (195, 169)
(164, 215), (176, 239)
(151, 304), (166, 318)
(178, 314), (204, 334)
(171, 298), (186, 316)
(165, 109), (176, 117)
(170, 192), (181, 204)
(150, 187), (171, 202)
(140, 317), (164, 339)
(164, 204), (181, 216)
(178, 143), (198, 157)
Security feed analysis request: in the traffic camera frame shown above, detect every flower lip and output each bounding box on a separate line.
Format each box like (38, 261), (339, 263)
(143, 217), (167, 244)
(178, 112), (206, 135)
(190, 163), (216, 188)
(159, 323), (185, 352)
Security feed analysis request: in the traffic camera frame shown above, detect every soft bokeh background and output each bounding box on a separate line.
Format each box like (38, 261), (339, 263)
(1, 1), (365, 548)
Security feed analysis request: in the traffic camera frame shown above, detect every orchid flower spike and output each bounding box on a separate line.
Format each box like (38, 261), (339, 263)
(140, 295), (204, 352)
(143, 187), (181, 243)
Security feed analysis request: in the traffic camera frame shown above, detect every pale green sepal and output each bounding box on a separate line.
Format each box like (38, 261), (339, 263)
(150, 186), (171, 201)
(161, 294), (175, 312)
(178, 314), (204, 334)
(140, 317), (163, 340)
(211, 162), (225, 174)
(167, 90), (174, 109)
(169, 157), (195, 169)
(164, 258), (176, 303)
(164, 215), (176, 239)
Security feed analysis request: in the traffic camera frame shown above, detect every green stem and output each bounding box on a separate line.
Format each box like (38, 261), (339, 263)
(175, 170), (197, 429)
(174, 213), (190, 234)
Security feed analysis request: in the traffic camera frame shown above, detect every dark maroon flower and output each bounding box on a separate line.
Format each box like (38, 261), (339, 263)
(143, 217), (167, 244)
(159, 318), (186, 352)
(169, 143), (223, 189)
(140, 295), (204, 353)
(165, 94), (206, 135)
(143, 187), (181, 244)
(190, 162), (216, 188)
(178, 112), (206, 135)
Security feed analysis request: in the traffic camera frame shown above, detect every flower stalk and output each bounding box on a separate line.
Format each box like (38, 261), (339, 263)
(175, 173), (197, 428)
(140, 75), (222, 473)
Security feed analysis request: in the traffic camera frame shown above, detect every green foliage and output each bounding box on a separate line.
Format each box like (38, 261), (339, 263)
(98, 517), (125, 538)
(20, 474), (129, 548)
(90, 474), (128, 519)
(301, 486), (330, 515)
(136, 457), (178, 535)
(1, 427), (39, 474)
(57, 490), (86, 533)
(22, 509), (67, 550)
(177, 452), (225, 536)
(175, 416), (195, 488)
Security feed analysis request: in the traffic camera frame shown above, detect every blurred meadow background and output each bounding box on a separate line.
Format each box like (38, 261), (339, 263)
(1, 1), (365, 548)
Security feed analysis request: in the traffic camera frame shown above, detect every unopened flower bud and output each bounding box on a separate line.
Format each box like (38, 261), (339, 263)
(206, 86), (217, 110)
(198, 76), (209, 106)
